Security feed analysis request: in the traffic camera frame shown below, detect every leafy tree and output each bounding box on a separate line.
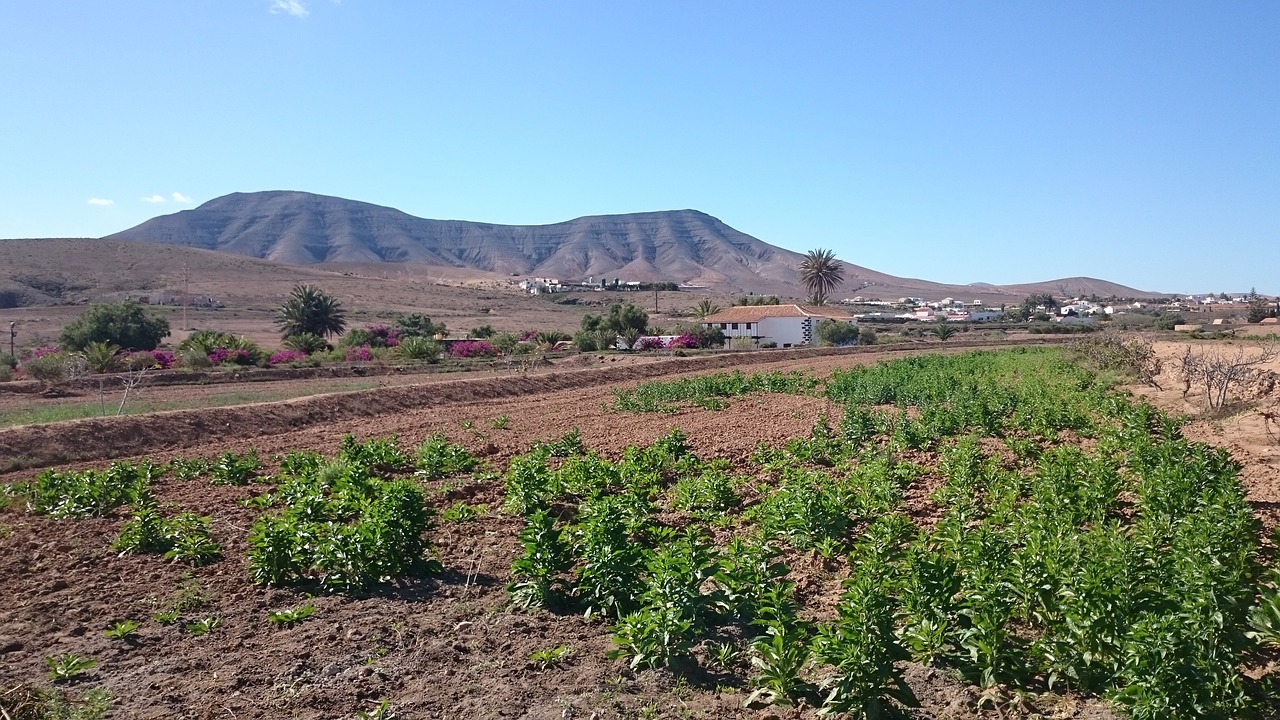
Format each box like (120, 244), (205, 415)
(736, 295), (781, 306)
(582, 303), (649, 335)
(469, 324), (496, 338)
(276, 285), (346, 340)
(396, 313), (444, 339)
(59, 301), (171, 351)
(798, 248), (845, 306)
(695, 326), (726, 349)
(1247, 289), (1276, 323)
(815, 319), (860, 346)
(1020, 293), (1059, 315)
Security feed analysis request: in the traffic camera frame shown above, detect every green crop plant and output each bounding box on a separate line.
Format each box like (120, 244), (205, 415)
(811, 574), (919, 718)
(746, 624), (813, 707)
(531, 426), (586, 457)
(339, 434), (411, 473)
(415, 433), (478, 479)
(24, 461), (160, 518)
(268, 602), (317, 626)
(46, 654), (97, 683)
(103, 620), (141, 641)
(671, 460), (740, 515)
(209, 449), (261, 485)
(186, 616), (220, 636)
(355, 699), (397, 720)
(608, 605), (697, 670)
(573, 495), (650, 620)
(507, 509), (573, 610)
(528, 644), (574, 669)
(611, 370), (819, 413)
(708, 641), (741, 669)
(492, 414), (510, 430)
(276, 449), (325, 478)
(440, 501), (487, 523)
(248, 461), (436, 592)
(114, 505), (220, 566)
(168, 456), (211, 480)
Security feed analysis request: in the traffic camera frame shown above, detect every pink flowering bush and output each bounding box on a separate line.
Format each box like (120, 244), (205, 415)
(208, 348), (254, 366)
(518, 330), (538, 342)
(345, 345), (375, 363)
(449, 340), (498, 358)
(366, 324), (401, 348)
(635, 337), (668, 351)
(124, 350), (177, 369)
(21, 345), (60, 362)
(670, 333), (699, 350)
(269, 350), (309, 366)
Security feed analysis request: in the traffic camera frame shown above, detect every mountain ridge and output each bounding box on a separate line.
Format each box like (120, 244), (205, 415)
(104, 190), (1163, 300)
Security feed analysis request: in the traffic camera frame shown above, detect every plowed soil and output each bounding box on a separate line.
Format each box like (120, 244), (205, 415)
(6, 337), (1275, 720)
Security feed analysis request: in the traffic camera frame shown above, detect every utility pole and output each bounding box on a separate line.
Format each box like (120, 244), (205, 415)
(8, 321), (14, 358)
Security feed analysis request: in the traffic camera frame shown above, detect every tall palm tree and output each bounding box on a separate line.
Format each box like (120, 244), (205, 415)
(276, 284), (347, 339)
(798, 248), (845, 306)
(693, 299), (721, 319)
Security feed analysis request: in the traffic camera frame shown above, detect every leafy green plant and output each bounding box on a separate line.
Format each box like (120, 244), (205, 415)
(528, 644), (574, 669)
(114, 505), (220, 566)
(168, 456), (212, 480)
(746, 624), (812, 707)
(209, 449), (261, 485)
(186, 616), (220, 636)
(440, 501), (487, 523)
(25, 461), (159, 518)
(708, 641), (741, 669)
(507, 509), (573, 610)
(339, 434), (411, 473)
(415, 434), (478, 479)
(492, 414), (510, 430)
(103, 619), (142, 641)
(355, 700), (397, 720)
(46, 654), (97, 683)
(268, 602), (318, 626)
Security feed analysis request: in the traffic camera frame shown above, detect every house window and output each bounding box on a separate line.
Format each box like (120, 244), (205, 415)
(720, 323), (727, 329)
(731, 323), (739, 330)
(746, 323), (753, 329)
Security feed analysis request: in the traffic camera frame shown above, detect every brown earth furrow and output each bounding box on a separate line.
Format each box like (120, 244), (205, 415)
(0, 337), (1068, 472)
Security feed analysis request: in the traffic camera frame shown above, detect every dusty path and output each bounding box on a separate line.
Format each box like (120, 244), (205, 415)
(0, 337), (1067, 473)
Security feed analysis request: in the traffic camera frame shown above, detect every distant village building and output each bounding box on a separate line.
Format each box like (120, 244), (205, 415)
(701, 304), (856, 348)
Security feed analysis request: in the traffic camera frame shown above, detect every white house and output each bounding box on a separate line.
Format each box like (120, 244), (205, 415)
(701, 304), (857, 348)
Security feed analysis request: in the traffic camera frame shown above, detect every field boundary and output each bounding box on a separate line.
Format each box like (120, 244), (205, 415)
(0, 337), (1069, 472)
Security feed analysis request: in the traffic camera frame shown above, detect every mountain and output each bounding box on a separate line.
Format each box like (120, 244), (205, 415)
(105, 191), (1162, 300)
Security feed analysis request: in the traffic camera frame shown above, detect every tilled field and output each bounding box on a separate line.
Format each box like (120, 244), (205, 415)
(1, 342), (1276, 720)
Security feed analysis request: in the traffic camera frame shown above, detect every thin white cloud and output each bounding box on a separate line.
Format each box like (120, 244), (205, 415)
(172, 192), (193, 204)
(141, 194), (166, 203)
(87, 198), (114, 207)
(270, 0), (309, 17)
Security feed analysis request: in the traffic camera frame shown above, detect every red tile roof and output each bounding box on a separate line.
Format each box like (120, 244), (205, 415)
(701, 304), (854, 323)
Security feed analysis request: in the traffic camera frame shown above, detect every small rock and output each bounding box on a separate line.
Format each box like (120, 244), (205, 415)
(323, 663), (342, 677)
(50, 579), (69, 592)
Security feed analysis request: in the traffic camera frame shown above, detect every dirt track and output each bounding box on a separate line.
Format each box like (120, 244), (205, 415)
(0, 338), (1069, 473)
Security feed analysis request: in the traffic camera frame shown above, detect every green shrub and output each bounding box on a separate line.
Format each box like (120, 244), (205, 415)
(395, 336), (443, 361)
(24, 461), (160, 518)
(60, 301), (170, 351)
(282, 332), (328, 353)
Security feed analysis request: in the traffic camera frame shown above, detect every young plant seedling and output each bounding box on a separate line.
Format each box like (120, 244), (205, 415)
(355, 699), (397, 720)
(492, 414), (511, 430)
(104, 620), (142, 641)
(268, 602), (318, 627)
(528, 645), (574, 670)
(186, 616), (220, 636)
(46, 654), (97, 683)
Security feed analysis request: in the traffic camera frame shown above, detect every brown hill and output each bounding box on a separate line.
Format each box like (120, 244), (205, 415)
(101, 191), (1164, 300)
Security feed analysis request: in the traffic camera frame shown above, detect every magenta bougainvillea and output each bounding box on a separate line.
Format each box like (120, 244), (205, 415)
(670, 333), (699, 349)
(208, 348), (254, 366)
(448, 340), (498, 358)
(345, 345), (375, 363)
(269, 350), (308, 366)
(126, 350), (177, 369)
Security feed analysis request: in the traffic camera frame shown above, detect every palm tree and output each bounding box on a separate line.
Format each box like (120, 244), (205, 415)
(693, 299), (721, 319)
(276, 285), (347, 339)
(931, 321), (958, 341)
(798, 248), (845, 306)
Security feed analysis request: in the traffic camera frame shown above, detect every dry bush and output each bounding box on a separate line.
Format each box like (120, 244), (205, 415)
(1176, 341), (1278, 410)
(1072, 332), (1163, 389)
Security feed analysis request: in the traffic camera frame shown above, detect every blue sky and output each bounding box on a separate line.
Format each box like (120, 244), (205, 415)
(1, 1), (1275, 293)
